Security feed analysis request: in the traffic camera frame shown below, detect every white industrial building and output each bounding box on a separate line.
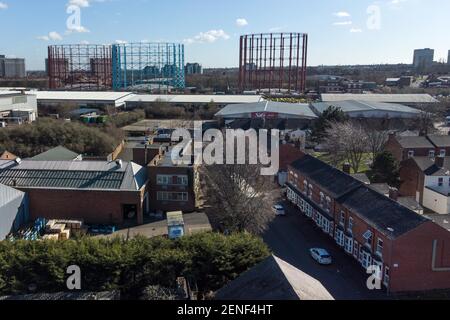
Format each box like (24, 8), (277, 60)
(312, 100), (422, 119)
(321, 93), (439, 106)
(0, 182), (29, 240)
(0, 91), (38, 125)
(35, 91), (135, 108)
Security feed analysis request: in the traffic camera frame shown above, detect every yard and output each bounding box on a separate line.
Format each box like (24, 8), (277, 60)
(313, 152), (373, 174)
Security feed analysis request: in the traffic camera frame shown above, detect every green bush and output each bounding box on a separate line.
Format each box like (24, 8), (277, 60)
(0, 232), (270, 298)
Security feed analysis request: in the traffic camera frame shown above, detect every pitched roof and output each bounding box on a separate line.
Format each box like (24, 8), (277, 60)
(321, 93), (438, 104)
(396, 136), (435, 149)
(290, 155), (362, 198)
(427, 135), (450, 148)
(0, 151), (17, 160)
(215, 101), (318, 119)
(0, 160), (147, 191)
(31, 146), (80, 161)
(410, 157), (450, 176)
(0, 183), (25, 208)
(312, 100), (421, 117)
(215, 255), (334, 300)
(337, 186), (428, 239)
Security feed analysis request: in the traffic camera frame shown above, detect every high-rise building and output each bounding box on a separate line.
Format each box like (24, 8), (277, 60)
(413, 48), (434, 70)
(185, 63), (203, 75)
(448, 50), (450, 64)
(0, 55), (26, 78)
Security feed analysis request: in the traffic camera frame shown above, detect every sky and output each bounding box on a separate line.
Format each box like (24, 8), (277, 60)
(0, 0), (449, 70)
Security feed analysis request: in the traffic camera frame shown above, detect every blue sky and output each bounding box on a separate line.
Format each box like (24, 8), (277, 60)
(0, 0), (449, 70)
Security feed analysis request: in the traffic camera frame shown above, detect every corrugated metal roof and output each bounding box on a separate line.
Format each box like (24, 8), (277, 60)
(0, 160), (146, 191)
(30, 146), (80, 161)
(215, 101), (318, 119)
(34, 91), (135, 103)
(313, 100), (421, 115)
(321, 93), (438, 104)
(126, 94), (264, 104)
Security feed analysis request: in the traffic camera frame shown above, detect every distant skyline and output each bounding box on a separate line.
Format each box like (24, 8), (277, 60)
(0, 0), (449, 70)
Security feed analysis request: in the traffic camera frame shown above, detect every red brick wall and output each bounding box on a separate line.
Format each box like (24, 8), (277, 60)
(21, 188), (144, 225)
(399, 159), (424, 202)
(390, 221), (450, 292)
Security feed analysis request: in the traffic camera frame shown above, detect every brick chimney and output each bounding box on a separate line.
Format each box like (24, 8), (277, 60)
(342, 163), (351, 174)
(435, 156), (445, 168)
(389, 187), (399, 201)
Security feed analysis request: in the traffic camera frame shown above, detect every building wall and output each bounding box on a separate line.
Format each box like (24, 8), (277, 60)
(398, 159), (424, 202)
(422, 187), (450, 214)
(0, 58), (26, 78)
(0, 94), (38, 116)
(390, 222), (450, 292)
(147, 166), (196, 213)
(20, 188), (145, 225)
(0, 193), (29, 240)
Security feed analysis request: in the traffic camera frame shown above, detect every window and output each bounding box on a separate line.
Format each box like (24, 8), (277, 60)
(440, 149), (446, 157)
(348, 217), (354, 234)
(363, 230), (373, 248)
(339, 211), (346, 226)
(303, 180), (308, 194)
(429, 150), (435, 158)
(156, 175), (188, 186)
(322, 219), (330, 233)
(376, 238), (384, 256)
(308, 184), (313, 199)
(320, 192), (325, 207)
(353, 241), (359, 258)
(12, 96), (27, 104)
(439, 178), (444, 187)
(384, 267), (390, 286)
(325, 197), (331, 212)
(344, 236), (354, 254)
(408, 150), (414, 158)
(157, 192), (188, 202)
(361, 251), (372, 269)
(335, 229), (345, 247)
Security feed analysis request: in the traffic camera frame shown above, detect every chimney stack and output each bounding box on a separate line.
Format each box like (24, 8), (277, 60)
(389, 187), (399, 201)
(435, 156), (445, 168)
(342, 163), (351, 175)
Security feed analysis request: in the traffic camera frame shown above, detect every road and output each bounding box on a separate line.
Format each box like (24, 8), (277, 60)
(262, 201), (390, 300)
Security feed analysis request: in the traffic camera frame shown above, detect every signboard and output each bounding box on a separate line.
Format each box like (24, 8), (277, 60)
(251, 112), (278, 119)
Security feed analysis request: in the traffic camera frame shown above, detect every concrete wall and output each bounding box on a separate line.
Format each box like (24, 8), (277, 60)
(423, 187), (450, 214)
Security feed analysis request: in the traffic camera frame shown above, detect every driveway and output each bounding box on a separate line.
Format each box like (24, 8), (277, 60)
(263, 201), (390, 300)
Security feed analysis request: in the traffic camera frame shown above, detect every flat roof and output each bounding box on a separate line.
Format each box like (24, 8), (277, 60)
(126, 94), (264, 104)
(34, 91), (135, 104)
(313, 100), (421, 115)
(321, 93), (439, 104)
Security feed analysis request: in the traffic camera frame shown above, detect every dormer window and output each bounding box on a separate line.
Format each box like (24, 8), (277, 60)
(440, 149), (446, 157)
(429, 150), (435, 158)
(408, 150), (414, 158)
(438, 178), (444, 187)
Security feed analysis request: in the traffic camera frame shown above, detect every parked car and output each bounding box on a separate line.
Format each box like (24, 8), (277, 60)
(309, 248), (332, 265)
(273, 204), (286, 216)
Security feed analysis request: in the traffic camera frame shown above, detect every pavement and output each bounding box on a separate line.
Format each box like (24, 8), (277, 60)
(262, 200), (390, 300)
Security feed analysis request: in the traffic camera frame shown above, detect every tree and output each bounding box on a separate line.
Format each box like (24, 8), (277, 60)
(364, 128), (389, 162)
(200, 163), (274, 235)
(324, 122), (368, 173)
(370, 151), (400, 187)
(310, 106), (348, 143)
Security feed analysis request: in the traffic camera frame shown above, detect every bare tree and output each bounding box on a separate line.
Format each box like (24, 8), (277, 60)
(364, 128), (389, 162)
(324, 122), (369, 173)
(200, 163), (274, 235)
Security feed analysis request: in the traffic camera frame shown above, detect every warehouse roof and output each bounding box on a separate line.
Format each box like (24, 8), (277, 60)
(321, 93), (438, 104)
(35, 91), (134, 107)
(0, 183), (25, 208)
(312, 100), (421, 116)
(215, 255), (334, 300)
(215, 101), (318, 119)
(126, 94), (264, 104)
(0, 160), (147, 191)
(30, 146), (81, 161)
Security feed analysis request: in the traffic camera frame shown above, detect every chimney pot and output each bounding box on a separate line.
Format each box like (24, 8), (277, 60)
(389, 187), (399, 201)
(435, 156), (445, 168)
(342, 163), (351, 174)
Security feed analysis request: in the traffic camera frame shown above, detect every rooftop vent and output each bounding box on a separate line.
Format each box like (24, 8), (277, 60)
(116, 159), (123, 168)
(15, 157), (22, 165)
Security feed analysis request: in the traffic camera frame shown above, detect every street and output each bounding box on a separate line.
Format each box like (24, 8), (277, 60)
(263, 201), (390, 300)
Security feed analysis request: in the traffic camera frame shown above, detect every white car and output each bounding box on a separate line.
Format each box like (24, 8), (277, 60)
(310, 248), (332, 265)
(273, 204), (286, 216)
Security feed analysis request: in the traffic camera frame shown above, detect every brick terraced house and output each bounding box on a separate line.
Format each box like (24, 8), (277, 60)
(286, 153), (450, 293)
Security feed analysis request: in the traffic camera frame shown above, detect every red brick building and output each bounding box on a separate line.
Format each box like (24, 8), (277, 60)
(0, 160), (149, 225)
(386, 134), (450, 162)
(287, 153), (450, 293)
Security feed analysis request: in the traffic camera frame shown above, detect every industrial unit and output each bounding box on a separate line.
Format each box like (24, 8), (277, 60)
(0, 183), (29, 240)
(47, 42), (185, 92)
(0, 91), (38, 125)
(239, 33), (308, 94)
(321, 93), (439, 106)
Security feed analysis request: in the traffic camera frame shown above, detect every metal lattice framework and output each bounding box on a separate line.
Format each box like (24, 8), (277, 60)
(112, 43), (185, 91)
(48, 45), (113, 91)
(239, 33), (308, 94)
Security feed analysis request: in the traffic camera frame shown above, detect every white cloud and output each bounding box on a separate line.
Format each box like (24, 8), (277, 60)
(390, 0), (407, 4)
(68, 0), (90, 7)
(37, 32), (63, 41)
(67, 25), (90, 33)
(333, 11), (351, 18)
(333, 21), (352, 26)
(184, 29), (230, 44)
(350, 28), (363, 33)
(115, 40), (128, 44)
(0, 2), (8, 10)
(236, 18), (248, 27)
